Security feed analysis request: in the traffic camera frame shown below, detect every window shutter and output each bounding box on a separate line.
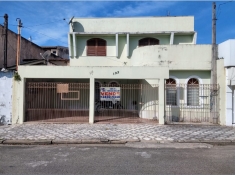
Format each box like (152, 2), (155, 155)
(97, 39), (106, 56)
(87, 39), (96, 56)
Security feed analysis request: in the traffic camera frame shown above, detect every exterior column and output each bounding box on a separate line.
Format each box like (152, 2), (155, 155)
(170, 32), (174, 45)
(116, 33), (118, 58)
(89, 77), (95, 124)
(68, 33), (72, 58)
(73, 33), (77, 58)
(158, 79), (165, 124)
(226, 85), (233, 126)
(12, 77), (24, 124)
(126, 33), (129, 57)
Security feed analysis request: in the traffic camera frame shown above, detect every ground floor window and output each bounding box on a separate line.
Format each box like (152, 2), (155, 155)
(166, 78), (177, 106)
(187, 78), (199, 106)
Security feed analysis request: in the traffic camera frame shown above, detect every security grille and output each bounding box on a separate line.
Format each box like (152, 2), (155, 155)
(25, 82), (90, 123)
(94, 83), (158, 123)
(165, 84), (219, 124)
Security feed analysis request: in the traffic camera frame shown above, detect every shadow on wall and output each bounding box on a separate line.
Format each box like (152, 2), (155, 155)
(73, 22), (84, 32)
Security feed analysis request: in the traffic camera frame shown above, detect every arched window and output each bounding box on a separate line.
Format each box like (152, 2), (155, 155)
(139, 37), (159, 47)
(187, 78), (199, 106)
(109, 81), (119, 87)
(166, 78), (177, 106)
(87, 38), (106, 56)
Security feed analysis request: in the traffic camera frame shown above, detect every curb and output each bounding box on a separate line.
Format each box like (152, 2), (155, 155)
(2, 139), (52, 145)
(1, 138), (235, 145)
(52, 139), (82, 144)
(82, 139), (106, 144)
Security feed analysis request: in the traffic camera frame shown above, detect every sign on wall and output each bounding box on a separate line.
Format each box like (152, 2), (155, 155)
(100, 87), (120, 101)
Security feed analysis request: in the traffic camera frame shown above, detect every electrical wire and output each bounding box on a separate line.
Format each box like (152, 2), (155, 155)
(24, 19), (67, 27)
(23, 26), (68, 45)
(217, 0), (234, 19)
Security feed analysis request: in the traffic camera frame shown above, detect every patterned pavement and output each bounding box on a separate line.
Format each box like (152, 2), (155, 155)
(0, 124), (235, 143)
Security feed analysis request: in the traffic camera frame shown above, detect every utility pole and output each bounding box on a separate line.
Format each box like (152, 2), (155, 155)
(16, 18), (22, 71)
(212, 2), (217, 85)
(211, 2), (218, 124)
(3, 14), (8, 69)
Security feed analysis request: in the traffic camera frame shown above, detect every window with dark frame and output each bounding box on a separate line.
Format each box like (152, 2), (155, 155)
(109, 82), (119, 87)
(166, 78), (177, 106)
(187, 78), (199, 106)
(87, 38), (106, 56)
(139, 37), (159, 47)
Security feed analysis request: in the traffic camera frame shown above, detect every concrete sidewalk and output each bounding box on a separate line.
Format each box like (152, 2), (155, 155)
(0, 123), (235, 145)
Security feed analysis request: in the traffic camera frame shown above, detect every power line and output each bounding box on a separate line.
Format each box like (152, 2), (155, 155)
(23, 26), (68, 45)
(217, 0), (234, 19)
(24, 18), (67, 27)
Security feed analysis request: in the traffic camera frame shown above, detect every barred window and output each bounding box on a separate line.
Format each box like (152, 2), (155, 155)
(166, 78), (177, 106)
(187, 78), (199, 106)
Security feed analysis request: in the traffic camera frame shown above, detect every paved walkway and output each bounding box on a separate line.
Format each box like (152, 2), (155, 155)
(0, 123), (235, 143)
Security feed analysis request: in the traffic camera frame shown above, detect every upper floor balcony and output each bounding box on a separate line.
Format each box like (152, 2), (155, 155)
(70, 44), (212, 70)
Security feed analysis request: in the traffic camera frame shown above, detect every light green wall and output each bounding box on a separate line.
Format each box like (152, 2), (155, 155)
(76, 36), (116, 57)
(173, 35), (193, 44)
(169, 70), (211, 84)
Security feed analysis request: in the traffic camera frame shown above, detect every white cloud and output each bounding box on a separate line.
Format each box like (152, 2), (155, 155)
(106, 2), (176, 17)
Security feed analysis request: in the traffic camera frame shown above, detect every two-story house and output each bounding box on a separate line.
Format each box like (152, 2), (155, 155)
(12, 16), (220, 125)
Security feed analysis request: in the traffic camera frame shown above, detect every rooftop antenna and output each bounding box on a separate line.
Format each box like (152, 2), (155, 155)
(69, 16), (74, 32)
(40, 50), (51, 65)
(28, 36), (32, 41)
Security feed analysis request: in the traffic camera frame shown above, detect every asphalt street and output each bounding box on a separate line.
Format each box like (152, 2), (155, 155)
(0, 144), (235, 175)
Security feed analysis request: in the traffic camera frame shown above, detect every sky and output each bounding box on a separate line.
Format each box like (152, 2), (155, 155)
(0, 1), (234, 47)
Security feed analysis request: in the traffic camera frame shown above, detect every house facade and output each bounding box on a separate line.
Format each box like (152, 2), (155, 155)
(12, 16), (221, 125)
(218, 39), (235, 126)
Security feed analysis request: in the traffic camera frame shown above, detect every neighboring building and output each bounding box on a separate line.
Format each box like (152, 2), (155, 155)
(0, 25), (69, 125)
(13, 16), (220, 125)
(41, 46), (69, 60)
(218, 39), (235, 126)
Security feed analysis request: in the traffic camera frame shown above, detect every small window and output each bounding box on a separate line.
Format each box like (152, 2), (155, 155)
(187, 78), (199, 106)
(87, 38), (106, 56)
(139, 37), (159, 47)
(166, 78), (177, 106)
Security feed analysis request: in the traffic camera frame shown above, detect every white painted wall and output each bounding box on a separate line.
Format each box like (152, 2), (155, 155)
(71, 17), (194, 32)
(0, 71), (13, 125)
(218, 40), (235, 126)
(218, 39), (235, 67)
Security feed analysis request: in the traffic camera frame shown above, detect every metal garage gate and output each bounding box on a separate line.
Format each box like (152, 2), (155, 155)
(25, 82), (90, 123)
(94, 83), (159, 123)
